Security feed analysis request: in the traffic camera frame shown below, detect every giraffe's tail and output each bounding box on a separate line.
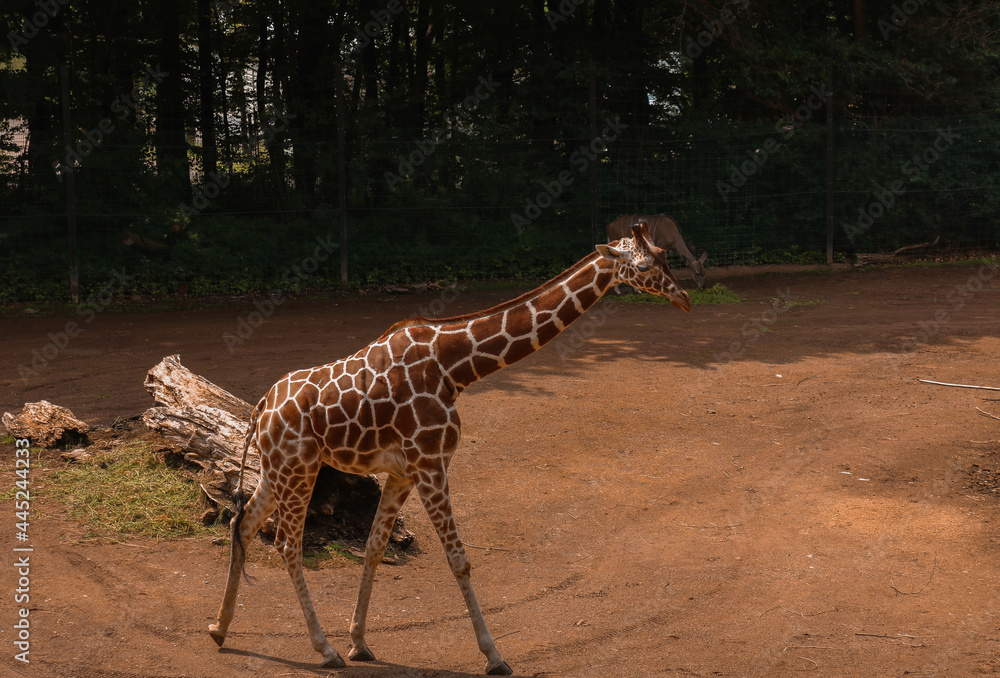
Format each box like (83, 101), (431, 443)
(235, 398), (264, 497)
(230, 489), (254, 583)
(231, 398), (264, 583)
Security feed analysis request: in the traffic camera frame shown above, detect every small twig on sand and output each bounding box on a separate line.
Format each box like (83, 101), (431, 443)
(680, 522), (744, 530)
(917, 379), (1000, 391)
(465, 542), (510, 552)
(855, 632), (927, 647)
(797, 371), (826, 386)
(796, 657), (819, 670)
(976, 407), (1000, 421)
(494, 630), (521, 641)
(760, 606), (836, 618)
(890, 554), (937, 596)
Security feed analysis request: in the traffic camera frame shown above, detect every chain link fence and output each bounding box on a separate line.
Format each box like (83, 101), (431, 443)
(2, 70), (998, 303)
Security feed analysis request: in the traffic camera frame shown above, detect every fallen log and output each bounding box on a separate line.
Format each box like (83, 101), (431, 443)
(853, 252), (898, 266)
(894, 235), (941, 256)
(140, 401), (261, 505)
(144, 354), (253, 419)
(2, 400), (91, 447)
(141, 355), (413, 547)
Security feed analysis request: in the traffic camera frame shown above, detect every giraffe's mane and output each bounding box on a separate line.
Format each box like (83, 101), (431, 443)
(378, 246), (617, 340)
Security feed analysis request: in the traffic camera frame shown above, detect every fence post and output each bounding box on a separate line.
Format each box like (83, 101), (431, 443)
(589, 60), (599, 246)
(336, 60), (348, 290)
(825, 60), (834, 265)
(60, 64), (79, 304)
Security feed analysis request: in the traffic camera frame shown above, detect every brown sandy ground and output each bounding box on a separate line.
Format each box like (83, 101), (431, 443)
(2, 261), (1000, 677)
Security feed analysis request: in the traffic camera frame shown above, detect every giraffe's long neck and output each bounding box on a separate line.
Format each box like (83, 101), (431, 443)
(430, 251), (617, 392)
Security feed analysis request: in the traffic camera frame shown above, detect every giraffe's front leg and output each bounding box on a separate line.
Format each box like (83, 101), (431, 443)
(349, 474), (415, 662)
(417, 473), (512, 676)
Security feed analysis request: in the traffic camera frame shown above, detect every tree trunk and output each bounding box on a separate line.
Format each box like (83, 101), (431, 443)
(23, 27), (57, 198)
(409, 0), (430, 137)
(198, 0), (218, 178)
(256, 8), (271, 173)
(853, 0), (865, 41)
(286, 0), (329, 201)
(155, 1), (190, 197)
(361, 27), (379, 107)
(268, 0), (289, 201)
(141, 355), (414, 547)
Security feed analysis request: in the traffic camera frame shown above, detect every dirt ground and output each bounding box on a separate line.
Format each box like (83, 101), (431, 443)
(3, 260), (1000, 678)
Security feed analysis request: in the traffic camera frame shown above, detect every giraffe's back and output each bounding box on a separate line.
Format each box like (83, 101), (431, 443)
(257, 325), (460, 479)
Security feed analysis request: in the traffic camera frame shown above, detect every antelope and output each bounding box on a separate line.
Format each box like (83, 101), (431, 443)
(606, 214), (708, 289)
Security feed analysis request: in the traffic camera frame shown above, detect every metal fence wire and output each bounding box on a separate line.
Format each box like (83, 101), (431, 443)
(2, 69), (998, 302)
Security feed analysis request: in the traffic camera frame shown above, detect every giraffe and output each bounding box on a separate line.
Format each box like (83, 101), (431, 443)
(208, 222), (691, 675)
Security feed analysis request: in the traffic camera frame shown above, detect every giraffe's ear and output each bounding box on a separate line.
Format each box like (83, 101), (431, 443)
(596, 243), (627, 263)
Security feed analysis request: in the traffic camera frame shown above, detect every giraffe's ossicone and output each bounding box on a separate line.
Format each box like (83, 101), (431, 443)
(208, 222), (690, 675)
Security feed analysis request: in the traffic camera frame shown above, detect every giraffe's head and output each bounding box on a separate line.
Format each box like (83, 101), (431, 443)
(597, 222), (692, 311)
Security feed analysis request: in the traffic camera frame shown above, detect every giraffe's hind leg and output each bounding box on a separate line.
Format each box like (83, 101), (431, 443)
(271, 462), (346, 668)
(349, 473), (415, 662)
(209, 477), (276, 645)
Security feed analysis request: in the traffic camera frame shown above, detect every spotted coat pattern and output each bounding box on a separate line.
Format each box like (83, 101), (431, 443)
(209, 223), (690, 675)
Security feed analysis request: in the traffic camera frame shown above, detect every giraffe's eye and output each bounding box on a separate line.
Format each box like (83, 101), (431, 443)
(637, 263), (651, 273)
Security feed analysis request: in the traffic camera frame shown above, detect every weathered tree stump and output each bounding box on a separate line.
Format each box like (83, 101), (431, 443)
(2, 400), (91, 447)
(141, 355), (413, 548)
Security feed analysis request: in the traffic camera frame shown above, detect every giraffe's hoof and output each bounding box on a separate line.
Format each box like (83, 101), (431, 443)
(486, 659), (513, 675)
(349, 646), (376, 662)
(208, 625), (225, 647)
(320, 653), (347, 669)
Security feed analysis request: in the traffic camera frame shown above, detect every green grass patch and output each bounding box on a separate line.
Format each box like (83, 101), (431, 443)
(303, 542), (364, 569)
(45, 442), (219, 541)
(690, 284), (745, 305)
(780, 298), (824, 306)
(617, 283), (745, 305)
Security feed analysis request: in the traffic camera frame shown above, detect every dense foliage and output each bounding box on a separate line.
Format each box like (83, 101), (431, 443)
(1, 0), (998, 301)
